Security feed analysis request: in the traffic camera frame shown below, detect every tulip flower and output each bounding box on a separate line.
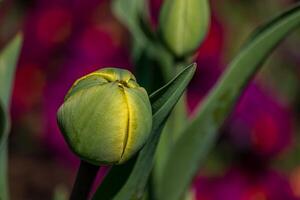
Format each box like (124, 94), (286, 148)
(57, 68), (152, 165)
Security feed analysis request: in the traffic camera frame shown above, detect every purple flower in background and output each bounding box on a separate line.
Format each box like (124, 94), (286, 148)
(149, 0), (163, 27)
(187, 15), (224, 113)
(224, 84), (293, 158)
(194, 167), (297, 200)
(42, 20), (130, 167)
(11, 0), (131, 166)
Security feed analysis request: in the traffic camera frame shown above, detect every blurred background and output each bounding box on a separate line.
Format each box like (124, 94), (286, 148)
(1, 0), (300, 199)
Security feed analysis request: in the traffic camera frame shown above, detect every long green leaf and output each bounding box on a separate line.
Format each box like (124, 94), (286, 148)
(0, 34), (22, 200)
(92, 63), (196, 200)
(159, 3), (300, 200)
(0, 34), (22, 145)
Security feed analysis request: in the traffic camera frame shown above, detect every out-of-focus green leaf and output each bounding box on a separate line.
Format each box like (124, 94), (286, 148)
(112, 0), (148, 46)
(92, 64), (196, 200)
(0, 34), (22, 200)
(0, 34), (22, 145)
(159, 3), (300, 200)
(112, 0), (175, 82)
(112, 0), (176, 92)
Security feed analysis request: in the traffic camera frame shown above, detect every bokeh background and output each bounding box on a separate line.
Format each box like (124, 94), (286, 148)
(1, 0), (300, 199)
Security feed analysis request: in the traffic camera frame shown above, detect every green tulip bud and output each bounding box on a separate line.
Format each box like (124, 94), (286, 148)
(57, 68), (152, 165)
(159, 0), (210, 57)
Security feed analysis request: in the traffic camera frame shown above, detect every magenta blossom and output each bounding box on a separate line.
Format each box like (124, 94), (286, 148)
(12, 0), (130, 166)
(187, 15), (224, 113)
(194, 167), (297, 200)
(223, 84), (293, 158)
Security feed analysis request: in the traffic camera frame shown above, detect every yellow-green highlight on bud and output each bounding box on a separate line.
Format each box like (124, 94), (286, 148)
(57, 68), (152, 165)
(159, 0), (210, 57)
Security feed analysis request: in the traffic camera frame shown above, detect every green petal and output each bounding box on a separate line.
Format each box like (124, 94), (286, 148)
(118, 87), (152, 164)
(58, 83), (128, 165)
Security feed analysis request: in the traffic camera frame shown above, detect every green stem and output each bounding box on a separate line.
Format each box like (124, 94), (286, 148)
(70, 160), (99, 200)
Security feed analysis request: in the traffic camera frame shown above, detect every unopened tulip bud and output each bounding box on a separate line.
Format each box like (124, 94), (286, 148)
(57, 68), (152, 165)
(159, 0), (210, 57)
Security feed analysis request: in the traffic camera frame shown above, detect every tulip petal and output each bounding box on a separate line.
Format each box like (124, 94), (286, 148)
(58, 83), (128, 165)
(119, 87), (152, 163)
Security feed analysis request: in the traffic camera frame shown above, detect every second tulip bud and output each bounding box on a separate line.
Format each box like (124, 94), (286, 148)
(159, 0), (210, 57)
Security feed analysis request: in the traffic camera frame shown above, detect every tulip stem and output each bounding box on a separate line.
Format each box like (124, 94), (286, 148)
(70, 160), (100, 200)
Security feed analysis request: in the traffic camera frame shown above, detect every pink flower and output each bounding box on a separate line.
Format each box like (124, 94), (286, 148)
(223, 84), (293, 158)
(194, 167), (297, 200)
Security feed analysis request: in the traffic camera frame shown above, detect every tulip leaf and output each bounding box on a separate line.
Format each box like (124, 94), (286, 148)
(159, 3), (300, 200)
(0, 34), (22, 145)
(0, 34), (22, 200)
(92, 63), (196, 200)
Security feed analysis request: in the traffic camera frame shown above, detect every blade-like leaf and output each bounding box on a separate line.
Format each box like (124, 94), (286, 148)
(92, 63), (196, 200)
(0, 34), (22, 145)
(159, 3), (300, 200)
(0, 34), (22, 200)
